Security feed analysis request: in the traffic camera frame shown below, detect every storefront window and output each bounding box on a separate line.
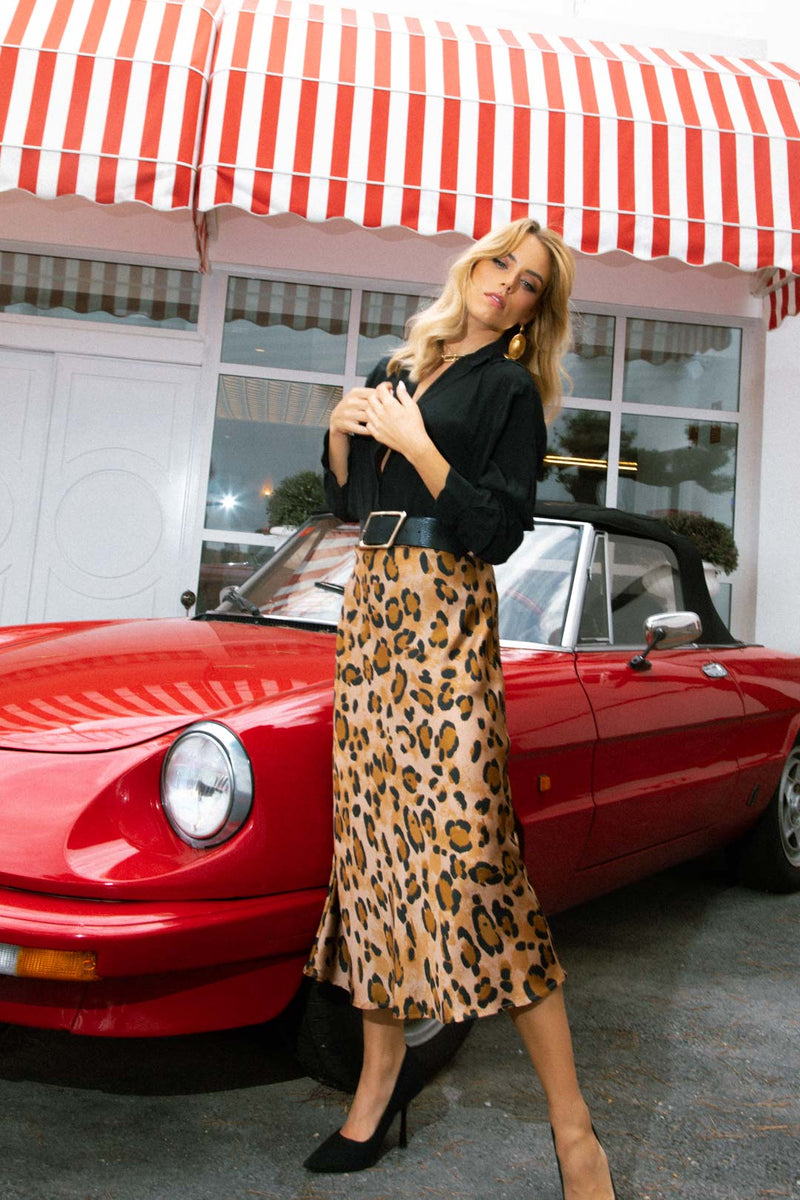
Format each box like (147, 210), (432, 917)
(616, 414), (738, 528)
(205, 376), (341, 535)
(564, 312), (615, 400)
(356, 290), (430, 374)
(539, 409), (611, 506)
(221, 278), (351, 371)
(0, 251), (199, 328)
(623, 318), (741, 411)
(204, 276), (747, 631)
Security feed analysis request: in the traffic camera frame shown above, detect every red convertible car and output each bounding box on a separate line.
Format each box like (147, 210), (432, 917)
(1, 503), (798, 1087)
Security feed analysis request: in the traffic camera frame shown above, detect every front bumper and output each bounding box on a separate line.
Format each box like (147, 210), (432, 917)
(0, 884), (326, 1036)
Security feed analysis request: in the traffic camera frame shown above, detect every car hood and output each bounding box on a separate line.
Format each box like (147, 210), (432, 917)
(0, 617), (337, 751)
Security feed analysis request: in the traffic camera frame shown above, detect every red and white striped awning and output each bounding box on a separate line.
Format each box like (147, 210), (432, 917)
(0, 0), (221, 209)
(197, 1), (800, 282)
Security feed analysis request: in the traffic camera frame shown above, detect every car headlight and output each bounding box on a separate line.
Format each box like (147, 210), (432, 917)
(160, 721), (253, 848)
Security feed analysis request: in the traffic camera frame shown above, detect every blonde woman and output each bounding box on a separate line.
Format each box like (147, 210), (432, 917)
(304, 218), (616, 1200)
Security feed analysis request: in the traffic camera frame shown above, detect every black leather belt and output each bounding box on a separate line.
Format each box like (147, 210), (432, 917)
(358, 510), (467, 556)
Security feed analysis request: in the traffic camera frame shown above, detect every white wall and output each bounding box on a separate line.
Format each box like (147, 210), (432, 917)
(756, 319), (800, 652)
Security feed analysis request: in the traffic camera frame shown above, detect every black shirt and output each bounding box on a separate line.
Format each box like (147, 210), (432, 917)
(322, 332), (548, 565)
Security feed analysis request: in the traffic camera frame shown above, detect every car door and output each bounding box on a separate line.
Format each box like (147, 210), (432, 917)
(574, 530), (744, 866)
(495, 521), (598, 912)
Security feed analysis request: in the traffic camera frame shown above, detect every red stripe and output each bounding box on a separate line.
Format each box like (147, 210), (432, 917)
(702, 72), (740, 265)
(400, 17), (426, 230)
(137, 1), (183, 204)
(56, 54), (95, 194)
(252, 11), (290, 214)
(78, 0), (113, 54)
(0, 44), (21, 152)
(735, 75), (774, 266)
(639, 64), (671, 257)
(214, 8), (255, 205)
(364, 15), (392, 226)
(574, 52), (601, 254)
(528, 32), (557, 53)
(738, 57), (779, 80)
(436, 21), (460, 232)
(606, 60), (635, 253)
(471, 34), (496, 237)
(768, 78), (800, 138)
(326, 14), (356, 218)
(541, 51), (565, 235)
(505, 39), (530, 219)
(19, 48), (60, 193)
(95, 3), (147, 203)
(289, 5), (324, 217)
(769, 60), (800, 83)
(41, 0), (72, 48)
(620, 44), (650, 66)
(671, 68), (705, 263)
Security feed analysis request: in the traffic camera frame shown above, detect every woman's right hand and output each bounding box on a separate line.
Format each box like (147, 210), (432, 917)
(330, 387), (374, 438)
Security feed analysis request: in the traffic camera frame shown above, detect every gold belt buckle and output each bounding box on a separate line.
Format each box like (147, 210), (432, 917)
(358, 510), (408, 549)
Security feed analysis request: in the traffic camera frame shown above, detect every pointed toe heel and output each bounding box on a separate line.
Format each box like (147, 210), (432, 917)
(304, 1050), (425, 1174)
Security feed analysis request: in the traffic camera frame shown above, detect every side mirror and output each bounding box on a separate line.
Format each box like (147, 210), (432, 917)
(629, 611), (702, 671)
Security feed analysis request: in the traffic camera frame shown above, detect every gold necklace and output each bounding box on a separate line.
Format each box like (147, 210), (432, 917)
(440, 352), (464, 363)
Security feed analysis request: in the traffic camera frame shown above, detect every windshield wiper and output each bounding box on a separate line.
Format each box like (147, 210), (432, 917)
(314, 580), (345, 594)
(220, 585), (263, 617)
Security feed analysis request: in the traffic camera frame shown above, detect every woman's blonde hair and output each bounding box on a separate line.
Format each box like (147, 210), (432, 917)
(387, 218), (574, 421)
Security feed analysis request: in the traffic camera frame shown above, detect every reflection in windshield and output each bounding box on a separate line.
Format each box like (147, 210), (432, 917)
(214, 517), (359, 625)
(212, 517), (581, 644)
(496, 526), (581, 645)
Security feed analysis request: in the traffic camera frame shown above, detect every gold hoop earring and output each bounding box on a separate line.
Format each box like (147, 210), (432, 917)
(504, 324), (527, 361)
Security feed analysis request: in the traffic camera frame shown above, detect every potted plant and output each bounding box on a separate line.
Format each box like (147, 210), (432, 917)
(661, 512), (739, 595)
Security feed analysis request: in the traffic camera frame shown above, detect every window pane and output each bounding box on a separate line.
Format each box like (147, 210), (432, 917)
(496, 525), (582, 645)
(607, 534), (683, 646)
(356, 290), (430, 374)
(196, 541), (276, 615)
(0, 251), (199, 328)
(205, 376), (341, 533)
(617, 414), (737, 528)
(222, 278), (351, 371)
(623, 318), (741, 411)
(539, 409), (610, 506)
(564, 312), (615, 400)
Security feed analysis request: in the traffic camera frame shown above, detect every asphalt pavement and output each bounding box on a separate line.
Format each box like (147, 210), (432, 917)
(1, 863), (798, 1200)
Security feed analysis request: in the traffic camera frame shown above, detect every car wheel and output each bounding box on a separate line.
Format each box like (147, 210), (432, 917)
(736, 741), (800, 893)
(295, 980), (474, 1092)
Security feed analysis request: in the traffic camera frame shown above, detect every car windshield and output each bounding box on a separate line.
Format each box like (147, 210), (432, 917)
(207, 516), (582, 645)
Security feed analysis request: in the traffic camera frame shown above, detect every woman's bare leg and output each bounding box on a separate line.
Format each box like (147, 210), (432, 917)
(509, 989), (615, 1199)
(339, 1008), (407, 1142)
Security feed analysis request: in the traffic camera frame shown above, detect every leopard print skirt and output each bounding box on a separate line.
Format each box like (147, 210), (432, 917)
(304, 544), (565, 1023)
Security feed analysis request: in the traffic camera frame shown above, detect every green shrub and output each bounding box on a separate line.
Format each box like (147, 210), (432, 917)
(268, 470), (326, 527)
(662, 512), (739, 574)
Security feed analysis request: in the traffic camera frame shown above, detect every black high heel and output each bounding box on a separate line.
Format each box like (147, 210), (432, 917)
(304, 1049), (426, 1173)
(550, 1124), (618, 1199)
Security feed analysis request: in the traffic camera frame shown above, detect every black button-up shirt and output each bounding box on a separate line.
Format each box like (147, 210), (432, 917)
(322, 332), (547, 564)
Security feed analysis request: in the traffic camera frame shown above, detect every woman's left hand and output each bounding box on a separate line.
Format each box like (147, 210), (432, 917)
(364, 380), (431, 461)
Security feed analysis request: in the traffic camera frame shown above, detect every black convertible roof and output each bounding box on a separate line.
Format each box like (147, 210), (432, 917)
(534, 501), (737, 646)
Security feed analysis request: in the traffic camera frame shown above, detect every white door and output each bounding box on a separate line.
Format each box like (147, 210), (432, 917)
(0, 351), (54, 626)
(27, 356), (202, 622)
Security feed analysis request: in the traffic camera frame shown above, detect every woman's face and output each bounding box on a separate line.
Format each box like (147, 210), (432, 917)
(466, 234), (552, 336)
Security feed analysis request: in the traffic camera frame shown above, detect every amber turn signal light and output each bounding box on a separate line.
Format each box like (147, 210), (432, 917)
(0, 942), (99, 982)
